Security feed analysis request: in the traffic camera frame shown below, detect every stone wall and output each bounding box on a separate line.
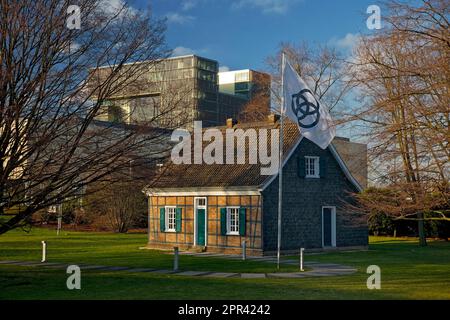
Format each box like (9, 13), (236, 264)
(262, 138), (368, 252)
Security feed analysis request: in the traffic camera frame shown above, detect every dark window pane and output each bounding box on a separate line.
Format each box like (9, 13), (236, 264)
(235, 82), (249, 91)
(129, 95), (160, 123)
(323, 208), (332, 246)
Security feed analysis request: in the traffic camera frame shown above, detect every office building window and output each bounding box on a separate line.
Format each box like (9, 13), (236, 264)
(129, 95), (160, 123)
(198, 70), (216, 82)
(235, 82), (249, 91)
(235, 72), (249, 82)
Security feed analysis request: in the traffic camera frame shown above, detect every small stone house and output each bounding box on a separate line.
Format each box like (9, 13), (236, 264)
(143, 117), (368, 256)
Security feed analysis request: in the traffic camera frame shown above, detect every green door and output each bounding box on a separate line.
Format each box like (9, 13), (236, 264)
(197, 209), (206, 246)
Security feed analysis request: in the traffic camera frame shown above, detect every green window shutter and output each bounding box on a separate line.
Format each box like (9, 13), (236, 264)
(239, 207), (246, 236)
(298, 157), (306, 178)
(175, 208), (182, 232)
(160, 207), (165, 232)
(320, 157), (327, 178)
(220, 208), (227, 235)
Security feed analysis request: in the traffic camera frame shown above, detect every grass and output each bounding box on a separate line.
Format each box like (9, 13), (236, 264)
(0, 228), (297, 273)
(1, 228), (449, 300)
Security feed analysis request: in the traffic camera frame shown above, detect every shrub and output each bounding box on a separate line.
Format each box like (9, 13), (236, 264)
(368, 212), (395, 236)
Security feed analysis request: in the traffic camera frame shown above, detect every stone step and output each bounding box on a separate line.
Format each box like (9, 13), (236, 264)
(124, 268), (157, 273)
(0, 259), (357, 279)
(0, 260), (20, 264)
(203, 272), (239, 278)
(267, 272), (306, 278)
(240, 273), (266, 279)
(175, 271), (212, 276)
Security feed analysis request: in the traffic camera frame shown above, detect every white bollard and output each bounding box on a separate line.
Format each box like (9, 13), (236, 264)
(41, 241), (47, 263)
(173, 247), (179, 271)
(57, 216), (62, 236)
(300, 248), (304, 271)
(242, 240), (246, 261)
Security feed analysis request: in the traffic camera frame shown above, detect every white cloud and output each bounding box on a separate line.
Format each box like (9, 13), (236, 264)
(172, 46), (195, 56)
(171, 46), (209, 57)
(231, 0), (301, 14)
(166, 12), (195, 24)
(219, 65), (230, 72)
(97, 0), (138, 17)
(180, 0), (213, 11)
(181, 0), (198, 11)
(329, 33), (361, 52)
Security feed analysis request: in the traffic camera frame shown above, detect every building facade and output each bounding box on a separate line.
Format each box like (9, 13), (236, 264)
(218, 69), (271, 117)
(147, 194), (263, 255)
(95, 55), (268, 129)
(218, 69), (270, 100)
(144, 117), (368, 255)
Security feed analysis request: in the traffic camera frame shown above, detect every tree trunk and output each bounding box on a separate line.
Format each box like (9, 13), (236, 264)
(417, 212), (427, 246)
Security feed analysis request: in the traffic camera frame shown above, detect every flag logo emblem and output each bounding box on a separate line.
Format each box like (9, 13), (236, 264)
(291, 89), (321, 128)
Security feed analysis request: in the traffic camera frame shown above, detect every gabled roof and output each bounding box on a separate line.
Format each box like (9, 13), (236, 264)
(144, 118), (363, 195)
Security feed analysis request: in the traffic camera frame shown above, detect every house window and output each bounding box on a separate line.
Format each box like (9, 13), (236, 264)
(227, 207), (240, 235)
(305, 156), (320, 178)
(165, 206), (176, 232)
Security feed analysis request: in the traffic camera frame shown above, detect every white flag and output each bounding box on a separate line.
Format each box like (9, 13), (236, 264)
(282, 57), (335, 149)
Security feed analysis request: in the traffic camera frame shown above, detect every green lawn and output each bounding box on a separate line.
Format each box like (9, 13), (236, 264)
(0, 228), (297, 273)
(1, 228), (449, 300)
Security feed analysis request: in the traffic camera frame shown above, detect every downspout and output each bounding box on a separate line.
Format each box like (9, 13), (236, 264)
(260, 192), (264, 255)
(147, 194), (152, 244)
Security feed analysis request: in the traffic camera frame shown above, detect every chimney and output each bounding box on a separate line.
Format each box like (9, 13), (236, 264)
(268, 113), (280, 123)
(226, 118), (237, 128)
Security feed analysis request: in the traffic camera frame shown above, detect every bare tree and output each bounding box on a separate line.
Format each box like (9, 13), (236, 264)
(266, 42), (354, 118)
(0, 0), (183, 234)
(86, 177), (147, 233)
(238, 71), (271, 122)
(347, 0), (449, 245)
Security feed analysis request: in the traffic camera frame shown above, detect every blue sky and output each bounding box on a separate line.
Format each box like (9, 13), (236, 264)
(131, 0), (380, 71)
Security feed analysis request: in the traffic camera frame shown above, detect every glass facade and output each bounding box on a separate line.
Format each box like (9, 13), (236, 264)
(96, 55), (261, 129)
(197, 69), (216, 82)
(108, 105), (125, 123)
(235, 71), (249, 82)
(129, 95), (160, 123)
(234, 82), (251, 98)
(98, 99), (127, 123)
(197, 59), (217, 72)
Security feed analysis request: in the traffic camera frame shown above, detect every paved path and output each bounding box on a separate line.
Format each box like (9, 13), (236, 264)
(0, 256), (357, 279)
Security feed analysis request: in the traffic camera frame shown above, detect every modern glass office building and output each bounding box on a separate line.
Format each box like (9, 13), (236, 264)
(218, 69), (271, 99)
(94, 55), (260, 129)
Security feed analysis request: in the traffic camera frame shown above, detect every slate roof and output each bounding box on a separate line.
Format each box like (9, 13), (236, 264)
(145, 118), (363, 192)
(146, 118), (298, 189)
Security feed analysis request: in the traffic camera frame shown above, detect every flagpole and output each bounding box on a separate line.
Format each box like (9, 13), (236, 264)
(277, 52), (285, 270)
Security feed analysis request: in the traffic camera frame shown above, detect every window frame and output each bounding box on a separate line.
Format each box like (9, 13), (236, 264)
(226, 206), (240, 235)
(305, 156), (320, 178)
(165, 206), (177, 232)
